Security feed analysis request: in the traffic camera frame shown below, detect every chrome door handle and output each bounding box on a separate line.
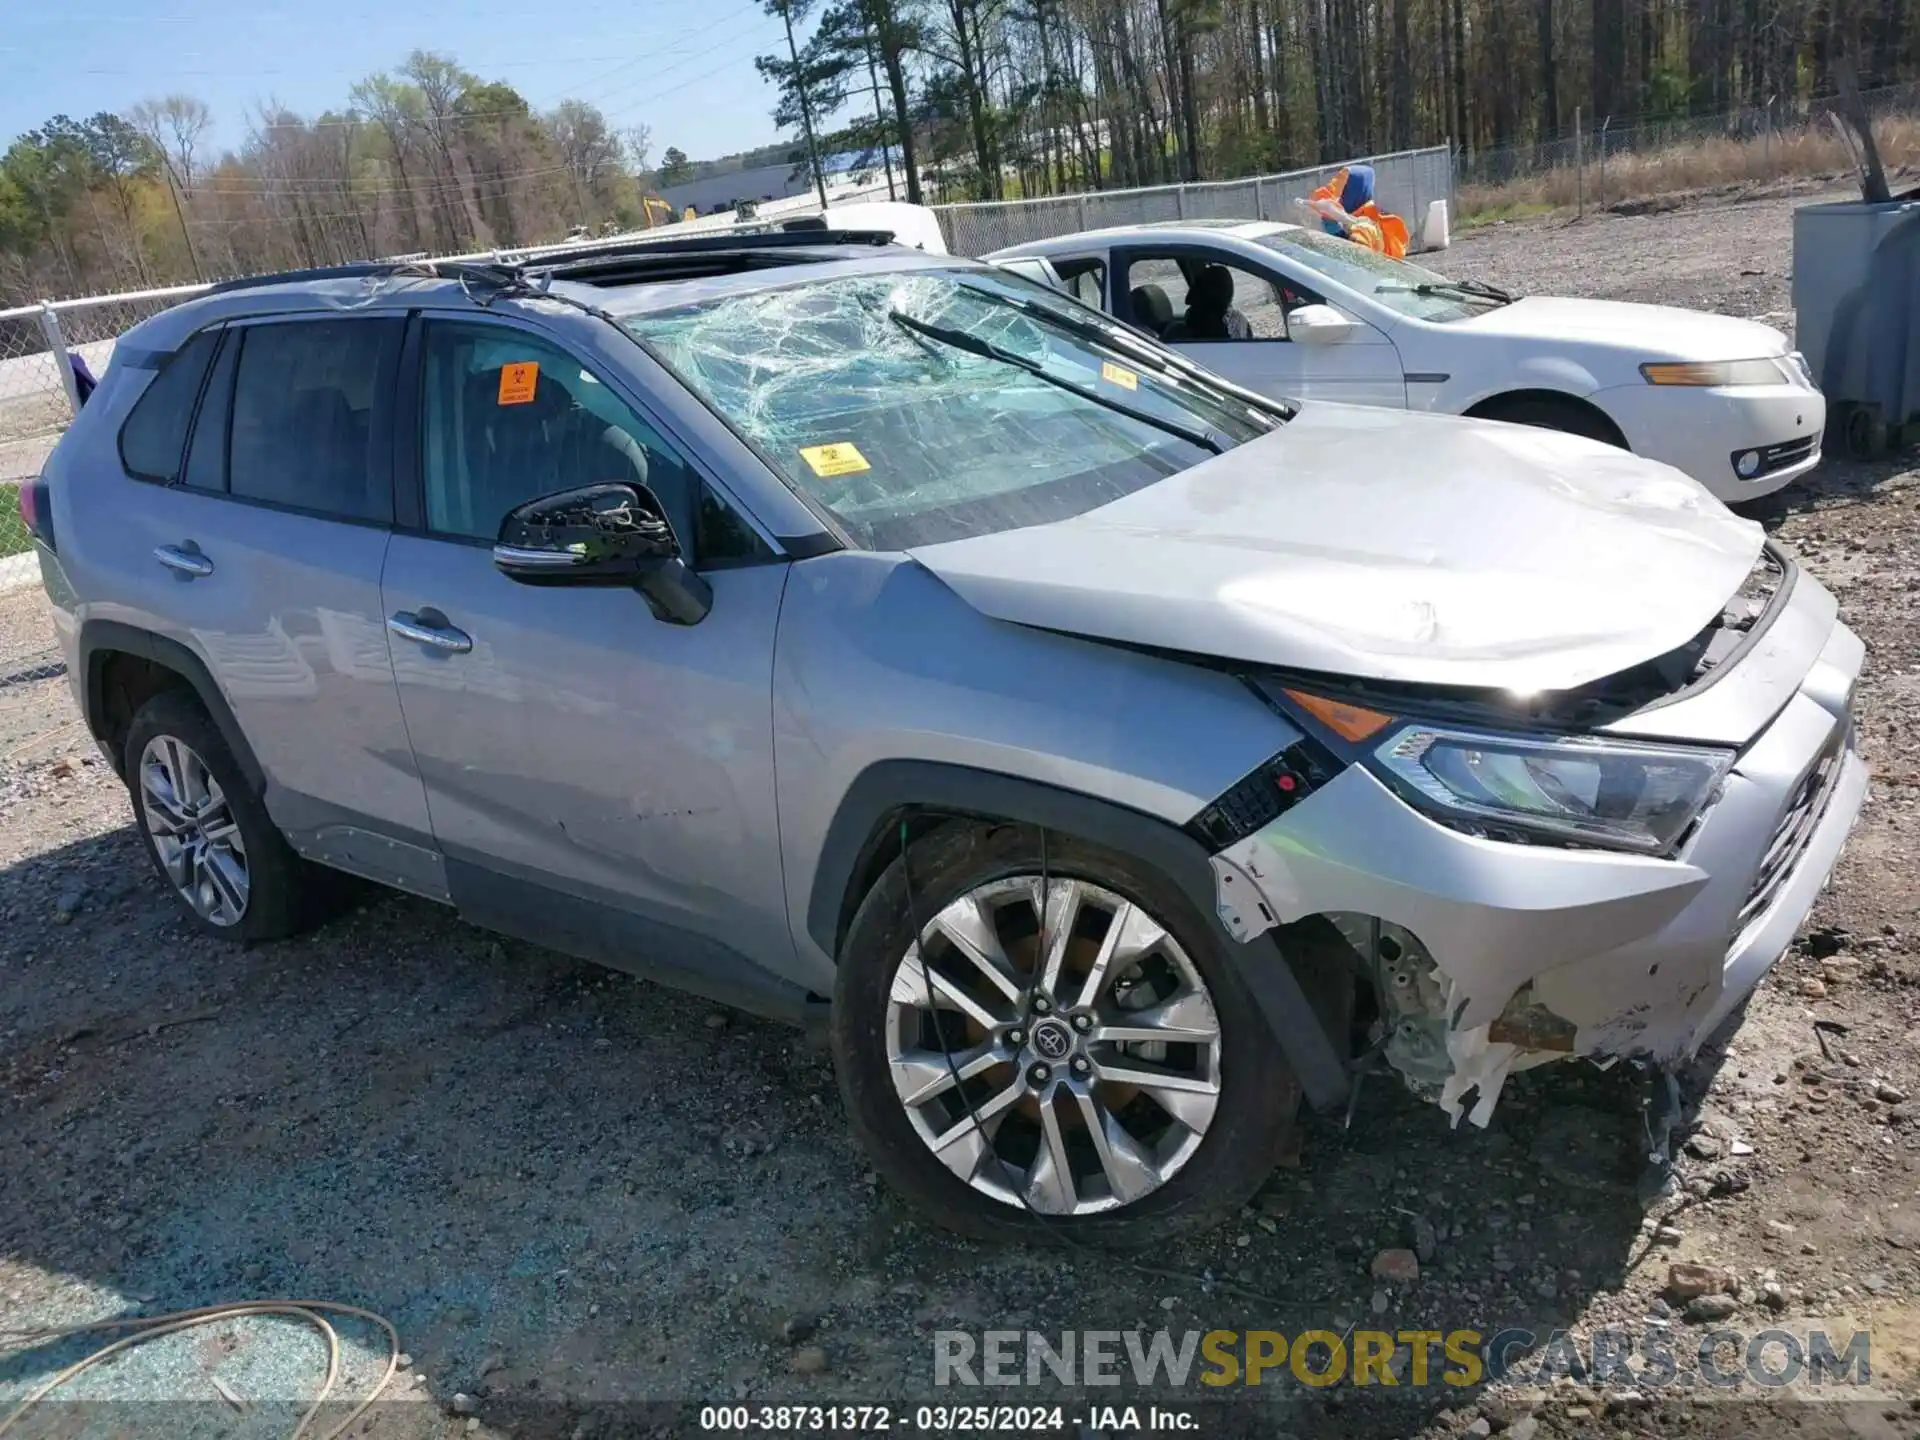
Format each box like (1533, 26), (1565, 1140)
(154, 545), (213, 578)
(387, 611), (473, 654)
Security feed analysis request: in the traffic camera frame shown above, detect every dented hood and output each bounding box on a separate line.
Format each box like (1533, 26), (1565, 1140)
(908, 404), (1766, 692)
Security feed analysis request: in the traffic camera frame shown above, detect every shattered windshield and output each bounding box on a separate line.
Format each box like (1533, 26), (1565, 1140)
(1250, 228), (1487, 323)
(618, 267), (1276, 549)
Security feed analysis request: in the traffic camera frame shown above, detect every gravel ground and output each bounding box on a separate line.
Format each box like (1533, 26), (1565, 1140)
(3, 187), (1920, 1439)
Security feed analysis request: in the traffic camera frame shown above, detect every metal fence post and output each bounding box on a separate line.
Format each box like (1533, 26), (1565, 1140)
(1176, 186), (1188, 219)
(1599, 115), (1610, 211)
(1077, 195), (1089, 230)
(37, 304), (81, 418)
(1575, 108), (1585, 219)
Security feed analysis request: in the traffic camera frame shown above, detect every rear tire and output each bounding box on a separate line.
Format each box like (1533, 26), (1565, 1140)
(832, 821), (1300, 1246)
(123, 689), (317, 943)
(1472, 394), (1627, 448)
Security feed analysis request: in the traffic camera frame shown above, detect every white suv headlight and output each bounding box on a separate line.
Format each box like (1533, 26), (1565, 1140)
(1373, 725), (1734, 854)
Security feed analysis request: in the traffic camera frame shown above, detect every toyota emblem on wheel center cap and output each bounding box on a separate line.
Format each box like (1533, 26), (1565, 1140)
(1031, 1018), (1073, 1061)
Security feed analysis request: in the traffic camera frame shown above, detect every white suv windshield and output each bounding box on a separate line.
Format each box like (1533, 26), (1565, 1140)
(619, 268), (1279, 549)
(1250, 228), (1503, 323)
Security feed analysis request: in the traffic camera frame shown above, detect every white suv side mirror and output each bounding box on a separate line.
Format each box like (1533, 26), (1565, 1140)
(1289, 303), (1359, 345)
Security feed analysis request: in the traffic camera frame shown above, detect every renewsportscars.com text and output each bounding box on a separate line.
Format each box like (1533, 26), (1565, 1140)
(934, 1326), (1873, 1391)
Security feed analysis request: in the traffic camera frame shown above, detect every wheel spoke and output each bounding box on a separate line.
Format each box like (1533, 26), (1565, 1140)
(1073, 901), (1165, 1010)
(198, 814), (240, 847)
(929, 1076), (1025, 1180)
(202, 847), (248, 921)
(1091, 989), (1220, 1047)
(889, 945), (1008, 1032)
(1072, 1087), (1160, 1205)
(141, 778), (193, 837)
(928, 894), (1026, 1010)
(1025, 1093), (1079, 1214)
(1036, 879), (1086, 999)
(154, 836), (191, 887)
(891, 1042), (1002, 1108)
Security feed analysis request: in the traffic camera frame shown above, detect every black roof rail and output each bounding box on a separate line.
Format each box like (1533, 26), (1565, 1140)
(517, 227), (897, 272)
(206, 260), (514, 296)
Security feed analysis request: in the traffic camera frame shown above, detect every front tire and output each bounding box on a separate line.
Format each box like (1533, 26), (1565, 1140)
(1473, 393), (1627, 448)
(123, 690), (315, 943)
(832, 822), (1300, 1246)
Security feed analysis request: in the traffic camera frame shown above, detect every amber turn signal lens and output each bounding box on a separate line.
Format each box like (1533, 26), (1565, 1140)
(1282, 690), (1394, 743)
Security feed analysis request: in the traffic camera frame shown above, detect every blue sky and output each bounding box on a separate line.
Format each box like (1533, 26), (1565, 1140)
(2, 0), (792, 164)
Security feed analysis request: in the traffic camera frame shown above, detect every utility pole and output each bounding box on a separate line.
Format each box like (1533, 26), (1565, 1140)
(779, 0), (831, 211)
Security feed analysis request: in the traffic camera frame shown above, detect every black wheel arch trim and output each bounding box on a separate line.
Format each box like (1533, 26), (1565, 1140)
(809, 759), (1352, 1111)
(78, 619), (265, 793)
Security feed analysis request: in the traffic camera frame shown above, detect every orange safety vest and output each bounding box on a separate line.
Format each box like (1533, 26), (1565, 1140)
(1308, 168), (1411, 258)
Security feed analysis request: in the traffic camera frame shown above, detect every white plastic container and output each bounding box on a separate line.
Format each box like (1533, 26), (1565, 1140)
(1422, 199), (1451, 251)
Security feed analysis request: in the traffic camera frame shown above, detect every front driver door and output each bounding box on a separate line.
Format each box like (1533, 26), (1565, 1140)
(379, 313), (801, 1009)
(1114, 245), (1405, 407)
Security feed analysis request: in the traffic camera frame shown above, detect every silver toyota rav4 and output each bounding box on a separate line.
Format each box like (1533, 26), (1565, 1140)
(24, 232), (1867, 1244)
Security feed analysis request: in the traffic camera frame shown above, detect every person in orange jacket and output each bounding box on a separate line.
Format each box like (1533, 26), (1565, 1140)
(1303, 163), (1411, 258)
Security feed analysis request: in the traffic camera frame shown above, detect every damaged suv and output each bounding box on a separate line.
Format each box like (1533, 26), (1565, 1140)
(26, 233), (1866, 1244)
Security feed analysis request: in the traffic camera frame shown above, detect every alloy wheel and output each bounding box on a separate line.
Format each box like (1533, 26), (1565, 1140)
(885, 875), (1222, 1216)
(138, 734), (250, 927)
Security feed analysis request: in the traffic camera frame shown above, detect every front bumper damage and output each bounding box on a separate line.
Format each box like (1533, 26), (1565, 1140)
(1209, 601), (1869, 1127)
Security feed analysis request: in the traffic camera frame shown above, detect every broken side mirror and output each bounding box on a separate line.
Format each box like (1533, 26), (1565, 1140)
(493, 481), (713, 625)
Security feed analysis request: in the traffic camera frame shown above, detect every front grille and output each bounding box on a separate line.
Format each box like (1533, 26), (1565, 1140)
(1736, 725), (1848, 931)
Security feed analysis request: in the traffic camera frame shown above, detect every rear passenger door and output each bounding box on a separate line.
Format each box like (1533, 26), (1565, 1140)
(103, 314), (441, 894)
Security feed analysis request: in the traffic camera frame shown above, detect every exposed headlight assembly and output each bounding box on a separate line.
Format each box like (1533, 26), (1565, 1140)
(1640, 357), (1791, 387)
(1372, 725), (1734, 855)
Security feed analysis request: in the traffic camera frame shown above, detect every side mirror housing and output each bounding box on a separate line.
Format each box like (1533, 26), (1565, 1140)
(493, 482), (712, 625)
(1289, 303), (1359, 345)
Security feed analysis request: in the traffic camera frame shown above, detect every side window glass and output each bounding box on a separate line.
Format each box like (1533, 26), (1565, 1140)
(229, 319), (400, 522)
(118, 330), (218, 483)
(182, 332), (238, 493)
(1059, 259), (1106, 310)
(419, 321), (712, 552)
(1126, 254), (1289, 342)
(697, 484), (772, 565)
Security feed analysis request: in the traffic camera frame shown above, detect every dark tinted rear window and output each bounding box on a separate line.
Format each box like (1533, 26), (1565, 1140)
(229, 319), (400, 523)
(118, 331), (218, 483)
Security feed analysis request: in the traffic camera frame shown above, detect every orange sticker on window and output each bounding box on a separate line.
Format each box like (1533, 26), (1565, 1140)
(1100, 360), (1139, 391)
(497, 362), (539, 405)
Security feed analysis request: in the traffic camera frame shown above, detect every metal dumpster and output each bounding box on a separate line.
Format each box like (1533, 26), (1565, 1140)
(1792, 196), (1920, 458)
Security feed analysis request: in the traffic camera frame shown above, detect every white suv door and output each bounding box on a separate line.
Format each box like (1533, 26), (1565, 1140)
(1113, 245), (1405, 407)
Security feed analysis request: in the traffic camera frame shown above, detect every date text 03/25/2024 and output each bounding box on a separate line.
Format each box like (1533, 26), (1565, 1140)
(698, 1404), (1198, 1431)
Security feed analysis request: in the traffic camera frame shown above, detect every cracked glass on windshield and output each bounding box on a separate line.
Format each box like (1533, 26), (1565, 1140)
(619, 268), (1276, 549)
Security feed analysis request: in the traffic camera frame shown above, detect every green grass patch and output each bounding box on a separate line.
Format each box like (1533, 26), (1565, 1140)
(0, 485), (32, 558)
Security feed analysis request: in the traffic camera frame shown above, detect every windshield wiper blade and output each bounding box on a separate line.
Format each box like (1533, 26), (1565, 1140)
(964, 286), (1294, 423)
(886, 309), (1224, 455)
(1378, 278), (1517, 304)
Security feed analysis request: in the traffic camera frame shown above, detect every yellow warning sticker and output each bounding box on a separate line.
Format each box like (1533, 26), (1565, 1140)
(798, 442), (871, 478)
(497, 362), (540, 406)
(1100, 360), (1139, 391)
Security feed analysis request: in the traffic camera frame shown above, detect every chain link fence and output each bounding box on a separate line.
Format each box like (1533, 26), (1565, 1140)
(1, 289), (210, 567)
(931, 146), (1455, 255)
(1457, 80), (1920, 216)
